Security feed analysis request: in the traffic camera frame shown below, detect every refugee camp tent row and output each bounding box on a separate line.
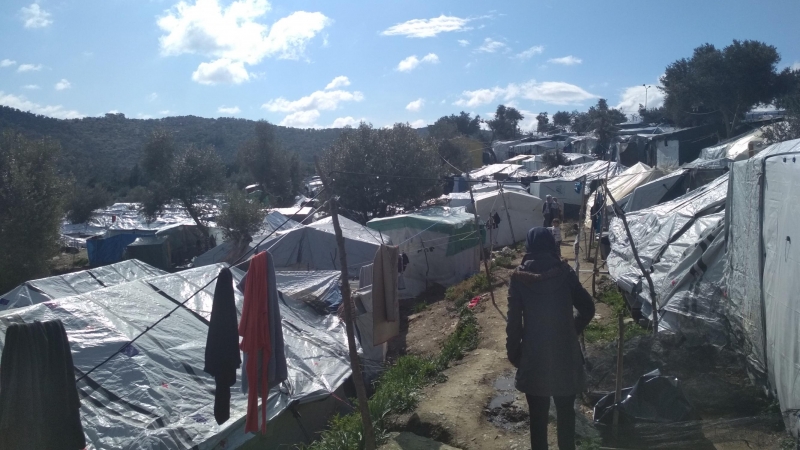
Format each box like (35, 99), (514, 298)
(194, 215), (385, 274)
(725, 138), (800, 437)
(467, 190), (544, 248)
(529, 161), (628, 215)
(0, 263), (354, 450)
(607, 173), (729, 343)
(623, 159), (729, 213)
(367, 207), (483, 299)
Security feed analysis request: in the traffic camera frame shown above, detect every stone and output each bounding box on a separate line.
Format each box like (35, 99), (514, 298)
(379, 432), (462, 450)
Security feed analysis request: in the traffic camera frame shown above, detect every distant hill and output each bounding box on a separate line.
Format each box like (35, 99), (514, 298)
(0, 106), (346, 188)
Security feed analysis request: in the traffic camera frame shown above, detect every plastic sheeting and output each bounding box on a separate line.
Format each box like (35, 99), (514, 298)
(535, 160), (627, 181)
(467, 190), (544, 247)
(701, 128), (767, 161)
(367, 207), (482, 299)
(623, 165), (729, 213)
(468, 164), (524, 181)
(725, 138), (800, 436)
(583, 163), (664, 228)
(0, 264), (352, 450)
(607, 173), (729, 342)
(0, 260), (166, 311)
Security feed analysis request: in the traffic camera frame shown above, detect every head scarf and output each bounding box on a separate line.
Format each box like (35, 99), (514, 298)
(526, 227), (559, 257)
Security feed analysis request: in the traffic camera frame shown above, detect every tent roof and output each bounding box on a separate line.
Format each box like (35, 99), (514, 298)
(0, 259), (166, 311)
(468, 164), (524, 180)
(0, 264), (351, 450)
(308, 216), (388, 244)
(537, 160), (627, 181)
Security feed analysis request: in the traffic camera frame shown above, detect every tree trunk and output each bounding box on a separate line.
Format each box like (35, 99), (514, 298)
(182, 198), (210, 238)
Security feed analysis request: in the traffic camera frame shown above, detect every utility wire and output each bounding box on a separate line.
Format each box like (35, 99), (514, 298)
(75, 187), (327, 383)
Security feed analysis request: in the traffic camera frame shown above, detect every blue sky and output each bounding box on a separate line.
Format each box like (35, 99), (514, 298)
(1, 0), (799, 131)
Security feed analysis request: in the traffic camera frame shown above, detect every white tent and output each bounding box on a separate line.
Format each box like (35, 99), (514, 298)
(194, 216), (385, 274)
(0, 260), (166, 311)
(700, 127), (768, 161)
(583, 162), (665, 228)
(0, 264), (352, 449)
(468, 164), (524, 181)
(367, 207), (482, 299)
(467, 190), (544, 247)
(725, 138), (800, 437)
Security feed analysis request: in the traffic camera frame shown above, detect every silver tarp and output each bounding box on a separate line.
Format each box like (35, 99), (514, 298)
(607, 173), (729, 343)
(535, 160), (627, 181)
(0, 264), (352, 449)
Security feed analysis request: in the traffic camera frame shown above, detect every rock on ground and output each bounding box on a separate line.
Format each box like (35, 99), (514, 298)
(380, 432), (462, 450)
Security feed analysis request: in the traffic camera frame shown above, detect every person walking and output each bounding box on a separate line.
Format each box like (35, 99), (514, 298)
(506, 227), (595, 450)
(542, 195), (553, 227)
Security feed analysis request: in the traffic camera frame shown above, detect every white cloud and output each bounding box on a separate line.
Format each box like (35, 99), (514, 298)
(548, 55), (582, 65)
(396, 53), (439, 72)
(263, 89), (363, 112)
(54, 79), (71, 90)
(218, 105), (241, 114)
(616, 83), (664, 114)
(107, 110), (120, 114)
(514, 45), (544, 60)
(791, 61), (800, 71)
(158, 0), (331, 84)
(159, 110), (172, 115)
(1, 59), (17, 68)
(0, 91), (82, 119)
(192, 58), (250, 84)
(457, 39), (469, 47)
(381, 15), (470, 38)
(409, 119), (428, 128)
(405, 98), (424, 112)
(279, 109), (320, 127)
(22, 84), (40, 90)
(21, 4), (52, 29)
(147, 92), (158, 102)
(17, 63), (43, 72)
(476, 38), (506, 54)
(137, 114), (154, 119)
(330, 116), (363, 128)
(325, 76), (350, 90)
(454, 79), (597, 107)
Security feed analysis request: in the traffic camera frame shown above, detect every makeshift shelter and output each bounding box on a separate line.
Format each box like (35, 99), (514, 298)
(624, 162), (729, 213)
(509, 140), (564, 156)
(529, 161), (628, 215)
(468, 164), (524, 181)
(583, 163), (664, 226)
(564, 135), (598, 154)
(492, 139), (529, 162)
(86, 234), (138, 266)
(367, 207), (483, 299)
(194, 216), (385, 274)
(503, 154), (534, 164)
(125, 236), (171, 270)
(0, 260), (166, 311)
(725, 138), (800, 437)
(0, 264), (353, 449)
(467, 190), (544, 247)
(607, 173), (729, 343)
(617, 126), (718, 169)
(700, 127), (768, 161)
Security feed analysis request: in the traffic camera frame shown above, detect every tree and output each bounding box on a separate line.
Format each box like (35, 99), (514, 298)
(541, 150), (568, 169)
(238, 121), (293, 207)
(535, 112), (550, 134)
(0, 131), (67, 292)
(637, 105), (670, 125)
(429, 119), (471, 172)
(661, 40), (784, 138)
(552, 111), (572, 127)
(320, 123), (444, 223)
(289, 153), (303, 197)
(217, 189), (266, 243)
(485, 105), (524, 140)
(589, 99), (622, 157)
(66, 183), (112, 224)
(571, 110), (592, 134)
(763, 68), (800, 144)
(140, 132), (224, 237)
(432, 112), (482, 137)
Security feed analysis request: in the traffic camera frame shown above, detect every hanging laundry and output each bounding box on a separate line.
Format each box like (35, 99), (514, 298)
(239, 251), (271, 434)
(238, 251), (287, 434)
(204, 267), (241, 425)
(371, 245), (400, 345)
(0, 320), (85, 450)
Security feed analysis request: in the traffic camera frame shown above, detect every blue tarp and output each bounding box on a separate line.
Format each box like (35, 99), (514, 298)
(86, 234), (137, 266)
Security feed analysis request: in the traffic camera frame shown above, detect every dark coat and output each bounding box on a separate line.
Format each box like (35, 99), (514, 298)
(506, 257), (595, 397)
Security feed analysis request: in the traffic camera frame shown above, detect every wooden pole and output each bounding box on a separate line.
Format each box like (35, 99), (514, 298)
(467, 174), (496, 305)
(314, 159), (377, 450)
(592, 160), (613, 298)
(574, 175), (588, 272)
(612, 312), (625, 442)
(604, 188), (659, 336)
(498, 184), (516, 245)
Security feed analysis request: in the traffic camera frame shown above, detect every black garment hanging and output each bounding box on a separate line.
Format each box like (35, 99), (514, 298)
(204, 267), (242, 424)
(0, 319), (85, 450)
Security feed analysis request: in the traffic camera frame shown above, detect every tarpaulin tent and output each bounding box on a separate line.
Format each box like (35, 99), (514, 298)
(0, 263), (353, 449)
(530, 161), (628, 215)
(623, 163), (729, 213)
(126, 236), (171, 270)
(583, 162), (664, 227)
(468, 164), (525, 181)
(367, 207), (483, 299)
(725, 138), (800, 437)
(701, 127), (768, 161)
(194, 216), (385, 274)
(0, 260), (166, 311)
(86, 234), (138, 266)
(607, 174), (729, 343)
(467, 190), (544, 247)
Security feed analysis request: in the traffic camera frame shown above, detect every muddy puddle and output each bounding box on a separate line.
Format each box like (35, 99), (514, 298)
(484, 371), (529, 431)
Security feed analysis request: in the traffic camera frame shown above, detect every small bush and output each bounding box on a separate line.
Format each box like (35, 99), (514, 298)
(445, 272), (490, 307)
(493, 255), (516, 269)
(584, 289), (648, 343)
(412, 302), (428, 314)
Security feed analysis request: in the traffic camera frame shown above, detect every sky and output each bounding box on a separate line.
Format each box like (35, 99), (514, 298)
(1, 0), (799, 132)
